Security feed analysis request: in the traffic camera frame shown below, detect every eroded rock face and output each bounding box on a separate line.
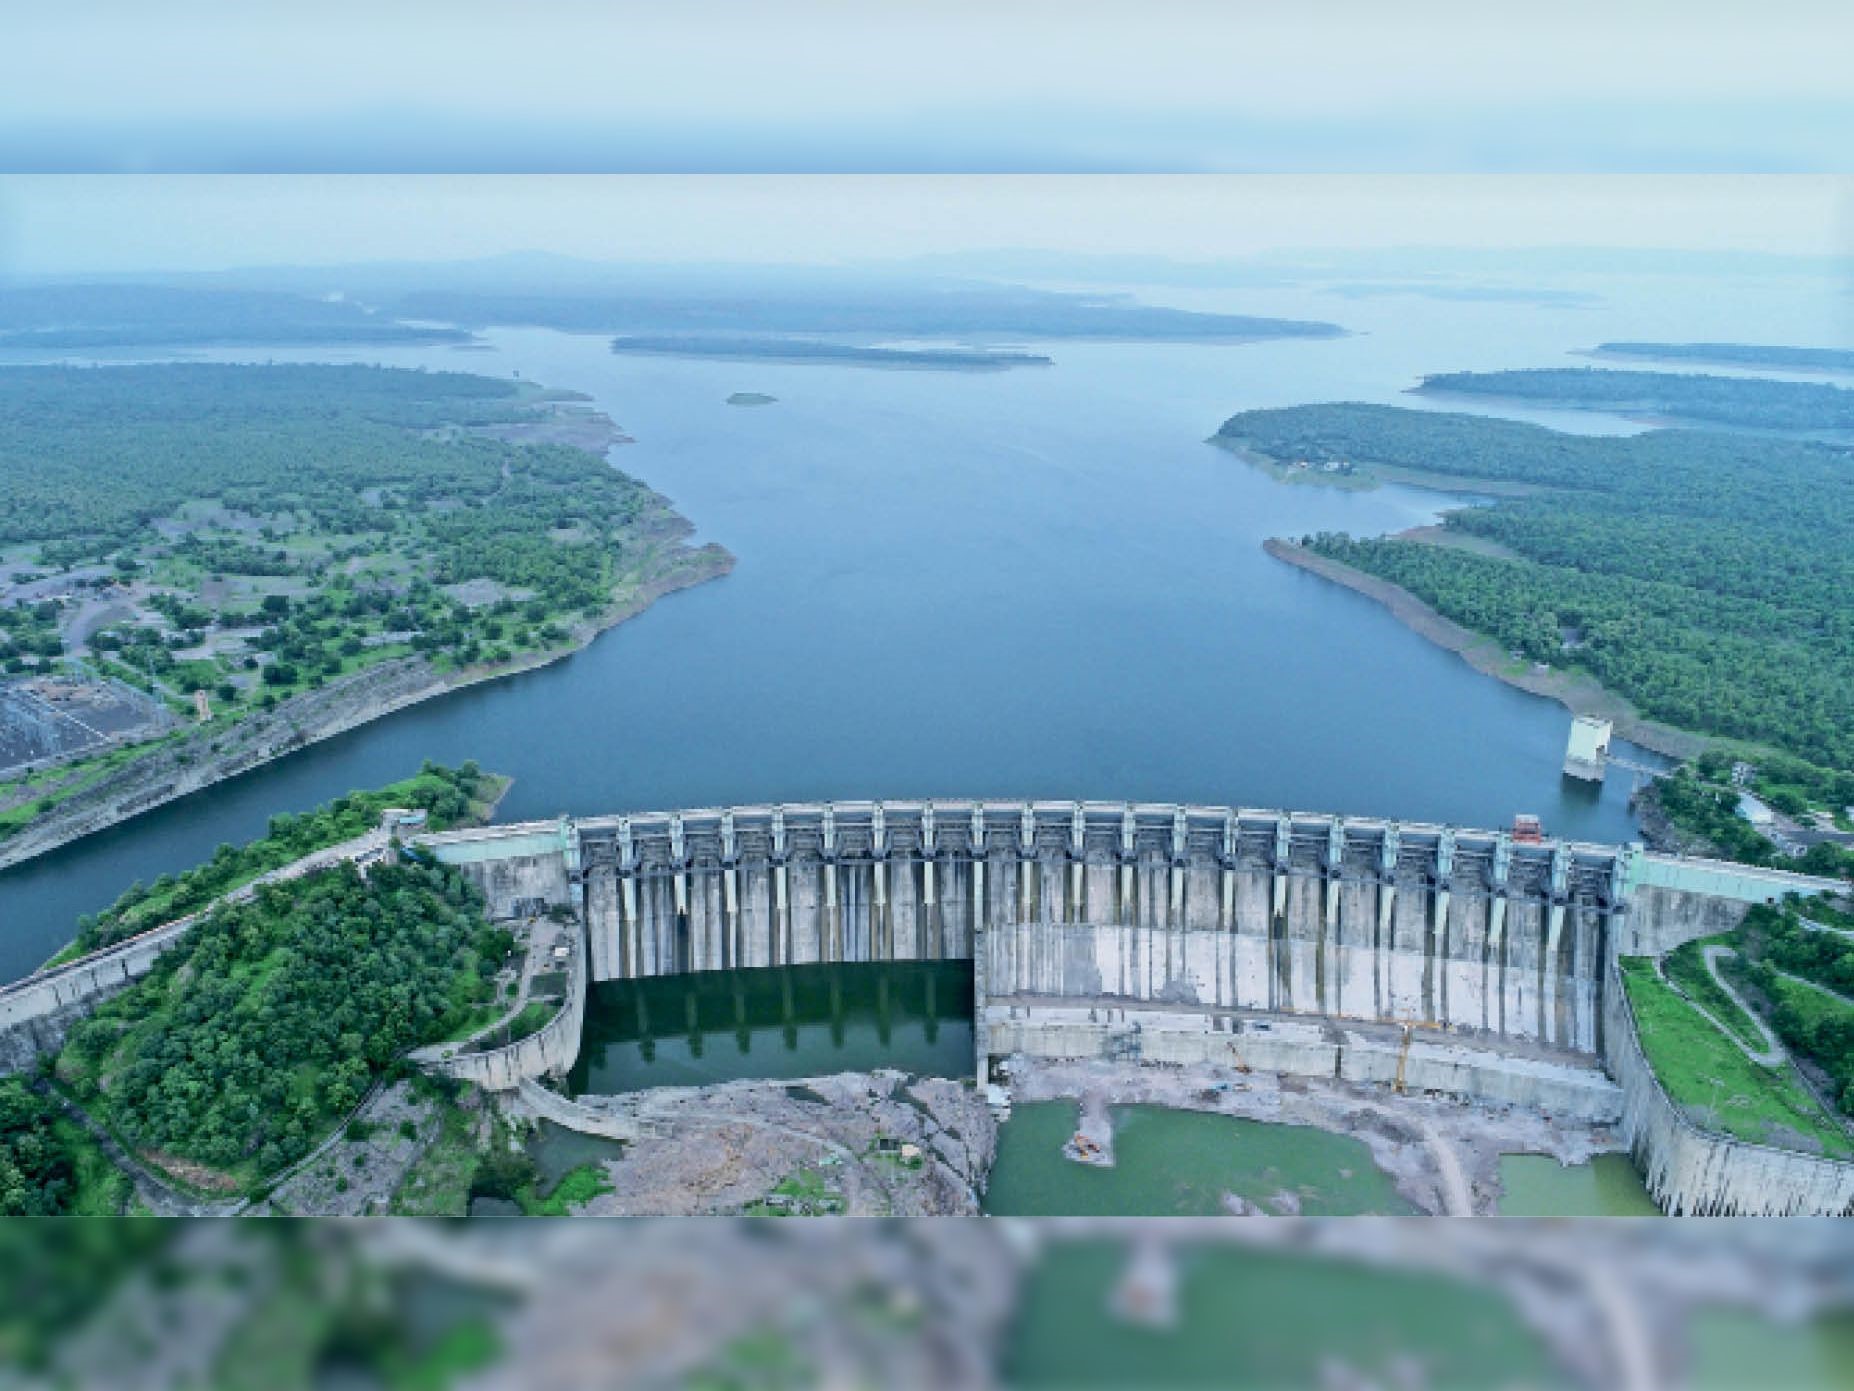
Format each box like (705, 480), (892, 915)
(560, 1069), (997, 1217)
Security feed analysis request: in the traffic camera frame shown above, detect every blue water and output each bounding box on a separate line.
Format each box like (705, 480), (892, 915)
(11, 269), (1834, 981)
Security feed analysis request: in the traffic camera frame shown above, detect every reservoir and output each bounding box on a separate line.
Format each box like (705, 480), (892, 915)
(5, 268), (1827, 979)
(567, 960), (973, 1094)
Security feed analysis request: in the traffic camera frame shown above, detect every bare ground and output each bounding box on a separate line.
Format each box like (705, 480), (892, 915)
(540, 1070), (997, 1216)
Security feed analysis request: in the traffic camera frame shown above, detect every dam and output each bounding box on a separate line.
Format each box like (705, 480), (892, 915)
(3, 797), (1843, 1213)
(412, 799), (1847, 1214)
(426, 799), (1743, 1057)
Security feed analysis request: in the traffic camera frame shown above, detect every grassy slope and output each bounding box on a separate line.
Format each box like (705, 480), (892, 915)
(1619, 957), (1851, 1157)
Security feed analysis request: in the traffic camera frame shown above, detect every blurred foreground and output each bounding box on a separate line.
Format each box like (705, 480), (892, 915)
(3, 1218), (1851, 1389)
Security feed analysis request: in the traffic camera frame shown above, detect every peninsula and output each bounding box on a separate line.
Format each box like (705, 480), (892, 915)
(0, 363), (731, 869)
(1215, 403), (1854, 879)
(1412, 366), (1854, 432)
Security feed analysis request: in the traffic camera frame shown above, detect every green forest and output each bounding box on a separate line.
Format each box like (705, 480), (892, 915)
(1218, 404), (1854, 871)
(67, 761), (499, 956)
(59, 858), (510, 1187)
(0, 363), (699, 837)
(1595, 342), (1854, 374)
(1413, 367), (1854, 431)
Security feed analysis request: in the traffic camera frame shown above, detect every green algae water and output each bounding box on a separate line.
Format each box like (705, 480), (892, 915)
(1006, 1239), (1564, 1388)
(1688, 1308), (1854, 1390)
(568, 960), (973, 1094)
(1496, 1153), (1661, 1216)
(982, 1101), (1417, 1216)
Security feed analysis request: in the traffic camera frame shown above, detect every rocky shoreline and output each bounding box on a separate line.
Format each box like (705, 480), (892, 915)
(0, 388), (733, 874)
(0, 537), (730, 875)
(1263, 537), (1706, 760)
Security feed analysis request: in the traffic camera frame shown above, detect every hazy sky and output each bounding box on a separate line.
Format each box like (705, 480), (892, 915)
(5, 2), (1852, 172)
(0, 177), (1849, 277)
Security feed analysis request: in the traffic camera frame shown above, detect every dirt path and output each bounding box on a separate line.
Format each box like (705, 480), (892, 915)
(1420, 1121), (1473, 1216)
(1697, 946), (1786, 1066)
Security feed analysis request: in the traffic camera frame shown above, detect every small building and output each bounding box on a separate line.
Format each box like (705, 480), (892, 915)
(1563, 716), (1613, 782)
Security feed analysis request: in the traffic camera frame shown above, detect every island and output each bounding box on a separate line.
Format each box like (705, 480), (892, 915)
(1591, 341), (1854, 374)
(0, 283), (473, 349)
(1215, 403), (1854, 879)
(0, 363), (732, 869)
(725, 392), (777, 406)
(1411, 366), (1854, 432)
(614, 335), (1051, 370)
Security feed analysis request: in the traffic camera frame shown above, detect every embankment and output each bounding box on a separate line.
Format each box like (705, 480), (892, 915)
(1263, 539), (1704, 760)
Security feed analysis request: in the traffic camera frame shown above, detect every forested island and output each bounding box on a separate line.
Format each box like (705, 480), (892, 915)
(612, 335), (1051, 370)
(0, 284), (471, 349)
(1592, 342), (1854, 374)
(1413, 367), (1854, 432)
(1217, 404), (1854, 876)
(0, 363), (730, 866)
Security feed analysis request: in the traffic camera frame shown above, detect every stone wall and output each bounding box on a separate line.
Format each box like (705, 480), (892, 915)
(0, 918), (190, 1073)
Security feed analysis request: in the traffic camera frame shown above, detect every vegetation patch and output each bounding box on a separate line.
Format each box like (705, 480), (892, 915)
(1618, 955), (1851, 1157)
(58, 859), (510, 1191)
(1663, 936), (1766, 1053)
(63, 761), (502, 957)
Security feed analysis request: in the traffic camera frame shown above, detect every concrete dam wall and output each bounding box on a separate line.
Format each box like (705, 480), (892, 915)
(432, 801), (1642, 1055)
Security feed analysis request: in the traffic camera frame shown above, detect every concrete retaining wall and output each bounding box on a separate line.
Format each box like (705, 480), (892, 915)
(424, 919), (587, 1092)
(984, 1004), (1622, 1123)
(0, 918), (192, 1072)
(1602, 962), (1854, 1215)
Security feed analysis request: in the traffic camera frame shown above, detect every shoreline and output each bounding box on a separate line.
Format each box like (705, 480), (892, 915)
(0, 395), (734, 874)
(1262, 538), (1706, 761)
(0, 542), (732, 875)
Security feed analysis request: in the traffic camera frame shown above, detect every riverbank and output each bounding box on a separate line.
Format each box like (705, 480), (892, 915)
(0, 518), (732, 876)
(1263, 538), (1706, 760)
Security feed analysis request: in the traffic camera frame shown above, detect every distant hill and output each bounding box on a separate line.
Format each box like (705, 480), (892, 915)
(1592, 342), (1854, 374)
(1413, 367), (1854, 431)
(0, 284), (470, 349)
(613, 336), (1050, 370)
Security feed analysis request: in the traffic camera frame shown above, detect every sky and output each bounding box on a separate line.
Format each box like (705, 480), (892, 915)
(4, 2), (1853, 173)
(2, 177), (1851, 278)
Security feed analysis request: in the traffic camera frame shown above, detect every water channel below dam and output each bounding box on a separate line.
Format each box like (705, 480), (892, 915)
(567, 959), (1657, 1216)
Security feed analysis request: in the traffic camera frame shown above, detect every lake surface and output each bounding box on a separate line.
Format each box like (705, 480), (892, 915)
(568, 960), (973, 1094)
(6, 269), (1839, 980)
(982, 1101), (1416, 1216)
